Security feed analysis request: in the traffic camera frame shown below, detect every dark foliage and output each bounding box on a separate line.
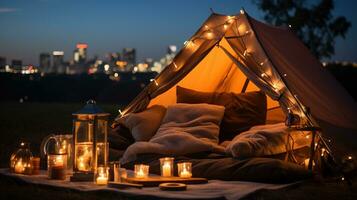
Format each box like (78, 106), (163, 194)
(253, 0), (351, 59)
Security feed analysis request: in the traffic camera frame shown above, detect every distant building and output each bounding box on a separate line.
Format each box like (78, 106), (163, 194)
(0, 57), (6, 71)
(52, 51), (64, 73)
(11, 59), (22, 72)
(74, 43), (88, 64)
(39, 53), (51, 73)
(122, 48), (136, 70)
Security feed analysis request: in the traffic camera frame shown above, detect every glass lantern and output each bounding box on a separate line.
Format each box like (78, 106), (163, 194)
(177, 162), (192, 178)
(10, 141), (33, 175)
(70, 100), (109, 181)
(160, 157), (174, 177)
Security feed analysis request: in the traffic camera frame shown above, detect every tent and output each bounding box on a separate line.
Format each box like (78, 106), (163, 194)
(112, 10), (357, 159)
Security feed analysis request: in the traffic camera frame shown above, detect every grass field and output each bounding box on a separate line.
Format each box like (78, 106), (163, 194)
(0, 101), (121, 168)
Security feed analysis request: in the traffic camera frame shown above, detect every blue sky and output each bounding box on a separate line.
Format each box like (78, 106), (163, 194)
(0, 0), (356, 65)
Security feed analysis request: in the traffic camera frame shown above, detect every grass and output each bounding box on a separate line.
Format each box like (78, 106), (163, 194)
(0, 101), (121, 168)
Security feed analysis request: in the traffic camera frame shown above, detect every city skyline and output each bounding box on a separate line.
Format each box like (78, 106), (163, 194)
(1, 0), (357, 65)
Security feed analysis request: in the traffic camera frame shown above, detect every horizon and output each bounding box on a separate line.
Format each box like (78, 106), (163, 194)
(1, 0), (357, 65)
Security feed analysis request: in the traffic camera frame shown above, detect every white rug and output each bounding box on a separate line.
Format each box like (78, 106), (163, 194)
(0, 168), (295, 200)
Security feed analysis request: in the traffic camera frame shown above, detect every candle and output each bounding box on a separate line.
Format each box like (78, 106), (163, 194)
(180, 168), (192, 178)
(14, 160), (25, 174)
(177, 162), (192, 178)
(48, 154), (67, 180)
(160, 157), (174, 177)
(134, 164), (149, 179)
(162, 162), (171, 177)
(95, 166), (108, 185)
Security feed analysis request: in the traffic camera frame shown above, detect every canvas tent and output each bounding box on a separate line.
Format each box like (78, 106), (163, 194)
(112, 11), (357, 156)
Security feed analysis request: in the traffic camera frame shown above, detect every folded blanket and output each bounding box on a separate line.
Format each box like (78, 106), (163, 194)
(120, 103), (225, 164)
(226, 123), (310, 158)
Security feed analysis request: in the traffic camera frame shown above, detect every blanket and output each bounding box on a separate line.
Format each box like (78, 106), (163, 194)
(120, 103), (226, 164)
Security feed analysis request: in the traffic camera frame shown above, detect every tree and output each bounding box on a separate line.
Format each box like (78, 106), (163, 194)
(252, 0), (351, 59)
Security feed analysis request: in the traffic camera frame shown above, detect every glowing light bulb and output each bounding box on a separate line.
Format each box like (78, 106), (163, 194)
(348, 156), (353, 160)
(224, 24), (228, 30)
(173, 62), (178, 69)
(243, 50), (247, 56)
(260, 73), (266, 77)
(288, 24), (292, 28)
(283, 73), (287, 77)
(204, 25), (209, 29)
(240, 9), (245, 14)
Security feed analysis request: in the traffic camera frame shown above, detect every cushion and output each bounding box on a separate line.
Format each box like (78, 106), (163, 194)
(118, 105), (167, 141)
(108, 124), (135, 150)
(153, 103), (226, 144)
(226, 123), (311, 158)
(176, 86), (267, 142)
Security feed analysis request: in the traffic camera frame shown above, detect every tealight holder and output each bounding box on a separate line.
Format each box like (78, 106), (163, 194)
(177, 162), (192, 178)
(160, 157), (174, 177)
(10, 142), (33, 175)
(95, 166), (109, 185)
(48, 153), (67, 180)
(134, 164), (149, 179)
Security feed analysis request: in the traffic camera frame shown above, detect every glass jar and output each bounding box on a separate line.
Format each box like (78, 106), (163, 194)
(48, 153), (67, 180)
(95, 166), (109, 185)
(159, 157), (174, 177)
(10, 142), (33, 175)
(134, 164), (149, 179)
(177, 162), (192, 178)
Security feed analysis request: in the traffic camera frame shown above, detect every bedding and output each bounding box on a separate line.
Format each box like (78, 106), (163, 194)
(226, 123), (310, 158)
(117, 105), (167, 141)
(121, 153), (312, 184)
(176, 86), (267, 142)
(119, 103), (226, 164)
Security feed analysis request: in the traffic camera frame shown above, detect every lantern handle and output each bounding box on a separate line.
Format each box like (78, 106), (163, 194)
(40, 134), (57, 157)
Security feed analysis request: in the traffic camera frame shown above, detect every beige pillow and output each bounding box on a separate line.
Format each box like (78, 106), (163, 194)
(119, 105), (167, 141)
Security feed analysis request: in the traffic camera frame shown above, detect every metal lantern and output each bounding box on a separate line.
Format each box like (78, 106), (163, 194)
(70, 100), (109, 181)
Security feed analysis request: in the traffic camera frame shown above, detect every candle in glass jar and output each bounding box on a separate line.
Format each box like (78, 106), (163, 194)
(14, 160), (25, 174)
(95, 167), (108, 185)
(178, 162), (192, 178)
(159, 157), (174, 177)
(134, 164), (149, 179)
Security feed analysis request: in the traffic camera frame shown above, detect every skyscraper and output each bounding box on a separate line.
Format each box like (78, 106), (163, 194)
(52, 51), (64, 74)
(122, 48), (136, 70)
(39, 53), (51, 73)
(74, 43), (88, 64)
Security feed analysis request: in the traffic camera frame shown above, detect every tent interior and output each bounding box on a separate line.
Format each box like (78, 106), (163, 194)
(110, 11), (357, 183)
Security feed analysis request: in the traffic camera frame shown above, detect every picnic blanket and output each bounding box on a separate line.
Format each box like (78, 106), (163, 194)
(0, 168), (296, 200)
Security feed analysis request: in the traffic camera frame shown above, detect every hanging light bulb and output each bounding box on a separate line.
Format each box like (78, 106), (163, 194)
(206, 29), (214, 39)
(150, 79), (159, 86)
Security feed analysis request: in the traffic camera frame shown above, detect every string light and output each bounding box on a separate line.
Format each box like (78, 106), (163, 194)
(173, 62), (178, 69)
(240, 9), (245, 14)
(283, 73), (287, 77)
(243, 50), (248, 56)
(348, 156), (353, 160)
(260, 73), (266, 77)
(288, 24), (292, 28)
(321, 148), (326, 156)
(118, 109), (123, 116)
(150, 79), (159, 86)
(305, 135), (310, 139)
(204, 25), (209, 30)
(341, 177), (345, 181)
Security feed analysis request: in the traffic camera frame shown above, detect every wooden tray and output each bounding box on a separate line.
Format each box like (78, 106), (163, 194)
(124, 176), (208, 187)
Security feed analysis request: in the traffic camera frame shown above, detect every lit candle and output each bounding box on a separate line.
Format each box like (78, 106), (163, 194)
(162, 162), (171, 177)
(178, 162), (192, 178)
(160, 157), (174, 177)
(54, 155), (64, 167)
(134, 164), (149, 179)
(14, 160), (25, 174)
(96, 167), (108, 185)
(180, 168), (192, 178)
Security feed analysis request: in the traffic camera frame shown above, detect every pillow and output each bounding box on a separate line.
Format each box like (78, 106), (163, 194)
(108, 124), (135, 150)
(118, 105), (167, 141)
(176, 86), (267, 142)
(226, 123), (311, 158)
(152, 103), (225, 144)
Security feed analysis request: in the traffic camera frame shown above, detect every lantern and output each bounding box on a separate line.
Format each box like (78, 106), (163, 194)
(10, 141), (33, 175)
(70, 100), (109, 181)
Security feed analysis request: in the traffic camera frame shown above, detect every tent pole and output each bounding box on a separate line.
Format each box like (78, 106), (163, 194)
(241, 78), (250, 93)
